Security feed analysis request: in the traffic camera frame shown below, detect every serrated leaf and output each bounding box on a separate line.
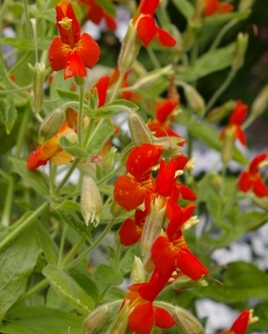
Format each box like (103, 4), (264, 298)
(37, 222), (58, 265)
(171, 0), (194, 20)
(204, 261), (268, 303)
(0, 306), (83, 334)
(0, 225), (39, 322)
(9, 157), (50, 196)
(93, 264), (123, 285)
(43, 264), (95, 315)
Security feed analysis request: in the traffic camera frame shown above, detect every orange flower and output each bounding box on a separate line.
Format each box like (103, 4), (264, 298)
(220, 100), (248, 145)
(122, 269), (175, 334)
(49, 1), (100, 79)
(132, 0), (176, 47)
(204, 0), (234, 16)
(151, 200), (209, 280)
(78, 0), (117, 31)
(238, 152), (268, 197)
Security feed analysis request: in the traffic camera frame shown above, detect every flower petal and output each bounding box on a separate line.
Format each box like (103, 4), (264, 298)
(249, 152), (268, 174)
(154, 306), (176, 329)
(48, 37), (68, 72)
(252, 177), (268, 197)
(177, 247), (209, 281)
(137, 16), (157, 47)
(155, 27), (177, 47)
(64, 51), (87, 79)
(128, 302), (155, 334)
(230, 309), (250, 334)
(78, 33), (100, 69)
(237, 171), (253, 193)
(138, 0), (159, 15)
(119, 217), (142, 246)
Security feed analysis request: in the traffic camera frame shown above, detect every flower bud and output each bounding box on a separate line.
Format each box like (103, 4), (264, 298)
(81, 177), (103, 227)
(221, 128), (235, 165)
(110, 200), (126, 217)
(207, 100), (236, 123)
(239, 0), (255, 11)
(118, 22), (142, 72)
(170, 275), (208, 290)
(38, 108), (64, 143)
(232, 33), (249, 71)
(128, 112), (153, 146)
(106, 301), (129, 334)
(131, 256), (147, 283)
(102, 147), (117, 173)
(140, 198), (166, 260)
(251, 85), (268, 118)
(184, 84), (205, 117)
(83, 301), (121, 334)
(28, 62), (46, 113)
(170, 305), (204, 334)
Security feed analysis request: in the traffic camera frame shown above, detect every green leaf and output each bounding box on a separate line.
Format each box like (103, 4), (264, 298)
(0, 225), (39, 322)
(192, 43), (235, 78)
(84, 99), (138, 117)
(204, 9), (251, 26)
(43, 264), (95, 315)
(171, 0), (194, 20)
(37, 222), (58, 265)
(59, 210), (92, 244)
(85, 118), (115, 156)
(0, 306), (83, 334)
(56, 88), (79, 103)
(59, 137), (89, 158)
(93, 264), (123, 285)
(51, 199), (80, 212)
(204, 261), (268, 302)
(9, 157), (50, 196)
(177, 111), (248, 165)
(249, 300), (268, 331)
(96, 0), (116, 16)
(0, 95), (17, 134)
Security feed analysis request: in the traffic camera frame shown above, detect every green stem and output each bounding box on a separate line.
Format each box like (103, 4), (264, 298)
(242, 114), (256, 130)
(54, 158), (80, 194)
(13, 278), (49, 307)
(64, 217), (116, 270)
(147, 46), (161, 68)
(0, 202), (49, 251)
(15, 104), (31, 158)
(109, 71), (125, 102)
(209, 19), (238, 53)
(206, 68), (237, 112)
(58, 223), (67, 265)
(60, 237), (85, 269)
(82, 117), (95, 150)
(0, 176), (14, 227)
(78, 84), (85, 147)
(23, 0), (32, 39)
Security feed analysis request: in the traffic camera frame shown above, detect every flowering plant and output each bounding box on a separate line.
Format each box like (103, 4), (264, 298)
(0, 0), (267, 333)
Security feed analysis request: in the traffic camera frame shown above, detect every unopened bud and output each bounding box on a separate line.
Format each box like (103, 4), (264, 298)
(106, 301), (129, 334)
(118, 22), (142, 72)
(38, 108), (64, 143)
(102, 147), (117, 173)
(83, 301), (121, 334)
(131, 256), (147, 283)
(170, 305), (204, 334)
(184, 84), (205, 116)
(221, 129), (234, 165)
(110, 200), (126, 217)
(232, 33), (248, 70)
(81, 177), (103, 227)
(128, 112), (153, 146)
(207, 100), (236, 123)
(140, 199), (166, 263)
(209, 172), (223, 192)
(251, 85), (268, 118)
(28, 62), (46, 113)
(239, 0), (255, 11)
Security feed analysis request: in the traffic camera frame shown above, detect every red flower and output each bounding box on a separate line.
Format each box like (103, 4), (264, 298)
(148, 99), (185, 144)
(132, 0), (176, 47)
(114, 144), (163, 211)
(78, 0), (117, 31)
(90, 75), (110, 107)
(238, 152), (268, 197)
(122, 269), (175, 334)
(204, 0), (234, 16)
(49, 1), (100, 79)
(119, 209), (147, 246)
(220, 100), (248, 145)
(221, 309), (251, 334)
(151, 200), (209, 280)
